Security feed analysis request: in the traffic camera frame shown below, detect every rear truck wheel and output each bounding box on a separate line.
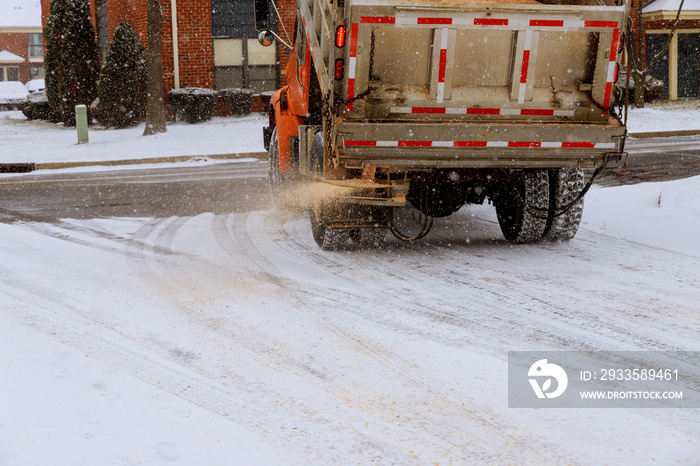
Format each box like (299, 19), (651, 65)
(308, 131), (351, 250)
(350, 206), (389, 249)
(310, 203), (351, 250)
(543, 168), (585, 242)
(351, 228), (387, 248)
(493, 170), (550, 244)
(268, 127), (282, 204)
(406, 170), (467, 218)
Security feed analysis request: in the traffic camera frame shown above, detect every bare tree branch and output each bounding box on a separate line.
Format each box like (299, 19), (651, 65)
(646, 0), (686, 71)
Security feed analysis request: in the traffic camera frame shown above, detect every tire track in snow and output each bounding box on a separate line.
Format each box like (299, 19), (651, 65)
(207, 210), (573, 464)
(274, 208), (699, 353)
(126, 214), (449, 463)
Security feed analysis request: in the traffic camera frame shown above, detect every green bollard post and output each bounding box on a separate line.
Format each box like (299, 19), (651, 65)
(76, 104), (89, 144)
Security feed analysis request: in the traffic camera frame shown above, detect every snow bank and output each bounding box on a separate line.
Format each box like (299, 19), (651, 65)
(627, 100), (700, 133)
(0, 82), (29, 103)
(582, 175), (700, 257)
(0, 111), (267, 164)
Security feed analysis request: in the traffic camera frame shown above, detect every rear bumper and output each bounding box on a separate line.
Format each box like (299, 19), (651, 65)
(336, 122), (627, 169)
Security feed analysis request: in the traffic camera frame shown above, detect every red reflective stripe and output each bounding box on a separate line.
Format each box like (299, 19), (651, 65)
(347, 79), (355, 112)
(474, 18), (508, 26)
(453, 141), (488, 147)
(521, 109), (554, 116)
(585, 20), (618, 28)
(417, 17), (452, 25)
(520, 50), (530, 84)
(610, 28), (620, 62)
(346, 140), (602, 149)
(360, 16), (395, 24)
(467, 108), (500, 115)
(345, 140), (376, 147)
(349, 23), (358, 58)
(399, 141), (432, 147)
(530, 19), (564, 27)
(438, 49), (447, 82)
(412, 107), (446, 114)
(508, 141), (541, 148)
(347, 24), (359, 111)
(603, 82), (613, 107)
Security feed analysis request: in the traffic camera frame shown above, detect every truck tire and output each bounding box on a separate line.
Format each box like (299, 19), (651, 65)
(308, 132), (350, 250)
(352, 227), (387, 248)
(543, 168), (585, 242)
(493, 170), (549, 244)
(268, 127), (282, 204)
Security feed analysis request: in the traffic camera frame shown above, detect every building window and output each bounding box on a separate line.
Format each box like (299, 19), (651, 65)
(28, 33), (43, 59)
(214, 38), (277, 92)
(211, 0), (278, 92)
(646, 34), (670, 100)
(30, 66), (45, 78)
(0, 66), (20, 81)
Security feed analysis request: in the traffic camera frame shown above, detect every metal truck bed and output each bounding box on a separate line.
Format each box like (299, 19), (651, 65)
(299, 0), (628, 168)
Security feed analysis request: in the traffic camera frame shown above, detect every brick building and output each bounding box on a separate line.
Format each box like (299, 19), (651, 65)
(38, 0), (696, 103)
(40, 0), (297, 101)
(0, 0), (44, 83)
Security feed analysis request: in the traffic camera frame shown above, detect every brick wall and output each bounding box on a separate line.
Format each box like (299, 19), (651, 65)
(169, 0), (214, 89)
(276, 0), (297, 87)
(0, 32), (34, 82)
(645, 19), (700, 30)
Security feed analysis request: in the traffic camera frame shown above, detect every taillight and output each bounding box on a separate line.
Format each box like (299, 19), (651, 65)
(335, 59), (344, 80)
(618, 33), (624, 53)
(336, 26), (346, 48)
(614, 64), (620, 83)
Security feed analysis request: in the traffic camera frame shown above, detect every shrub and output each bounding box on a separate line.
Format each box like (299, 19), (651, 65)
(44, 0), (100, 125)
(168, 87), (217, 123)
(98, 22), (147, 128)
(21, 92), (55, 121)
(219, 88), (254, 115)
(260, 91), (274, 107)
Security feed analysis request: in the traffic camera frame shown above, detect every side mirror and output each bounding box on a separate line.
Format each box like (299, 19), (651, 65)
(258, 30), (274, 47)
(254, 0), (270, 32)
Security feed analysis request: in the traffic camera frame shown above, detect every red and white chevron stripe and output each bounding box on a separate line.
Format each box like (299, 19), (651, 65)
(343, 140), (615, 149)
(359, 16), (619, 30)
(390, 107), (576, 117)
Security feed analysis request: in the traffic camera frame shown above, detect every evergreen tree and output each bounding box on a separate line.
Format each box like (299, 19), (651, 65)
(44, 0), (100, 125)
(98, 22), (147, 128)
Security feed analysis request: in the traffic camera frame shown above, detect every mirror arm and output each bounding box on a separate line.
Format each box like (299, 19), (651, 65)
(266, 30), (293, 51)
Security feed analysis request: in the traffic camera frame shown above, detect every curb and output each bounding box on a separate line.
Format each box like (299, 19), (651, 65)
(628, 129), (700, 139)
(0, 163), (35, 173)
(0, 152), (268, 173)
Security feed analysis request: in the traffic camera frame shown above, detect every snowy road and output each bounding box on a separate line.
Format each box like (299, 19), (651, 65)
(598, 134), (700, 186)
(1, 163), (699, 465)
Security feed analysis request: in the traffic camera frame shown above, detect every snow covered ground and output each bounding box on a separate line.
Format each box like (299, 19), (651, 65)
(1, 178), (699, 465)
(0, 111), (267, 165)
(626, 99), (700, 134)
(1, 103), (700, 465)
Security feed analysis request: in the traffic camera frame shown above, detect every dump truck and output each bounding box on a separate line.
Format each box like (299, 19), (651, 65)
(254, 0), (631, 249)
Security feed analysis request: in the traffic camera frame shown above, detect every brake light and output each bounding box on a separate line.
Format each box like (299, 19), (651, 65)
(335, 59), (344, 80)
(614, 64), (620, 83)
(336, 26), (346, 48)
